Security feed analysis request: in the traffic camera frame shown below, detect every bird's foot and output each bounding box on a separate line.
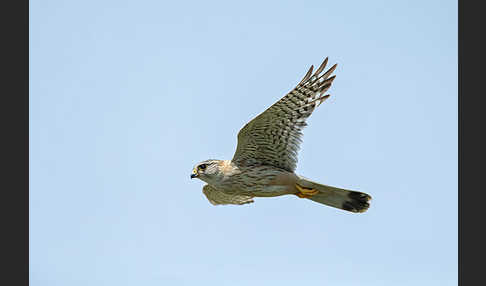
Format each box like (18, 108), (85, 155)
(295, 184), (319, 198)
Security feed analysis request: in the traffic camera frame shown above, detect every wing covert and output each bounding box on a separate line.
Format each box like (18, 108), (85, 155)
(202, 185), (254, 205)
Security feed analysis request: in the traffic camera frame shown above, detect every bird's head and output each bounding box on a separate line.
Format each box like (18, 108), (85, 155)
(190, 159), (222, 182)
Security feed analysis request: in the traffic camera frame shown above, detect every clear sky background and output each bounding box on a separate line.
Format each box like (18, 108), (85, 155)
(30, 0), (457, 285)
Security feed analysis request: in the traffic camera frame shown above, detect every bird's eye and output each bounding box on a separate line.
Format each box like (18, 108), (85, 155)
(198, 164), (207, 170)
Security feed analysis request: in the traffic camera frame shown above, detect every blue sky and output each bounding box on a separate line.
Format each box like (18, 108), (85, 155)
(30, 0), (457, 285)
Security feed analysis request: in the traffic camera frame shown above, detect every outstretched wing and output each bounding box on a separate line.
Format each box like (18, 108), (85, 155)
(232, 58), (337, 172)
(202, 185), (254, 205)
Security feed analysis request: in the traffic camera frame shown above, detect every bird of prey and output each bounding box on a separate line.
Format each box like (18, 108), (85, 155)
(191, 58), (371, 213)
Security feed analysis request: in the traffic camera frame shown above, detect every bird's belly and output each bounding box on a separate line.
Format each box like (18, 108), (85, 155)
(251, 185), (295, 197)
(219, 166), (298, 197)
(219, 182), (294, 197)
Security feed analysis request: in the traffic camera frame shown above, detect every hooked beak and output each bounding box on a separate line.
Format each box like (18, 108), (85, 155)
(190, 168), (198, 179)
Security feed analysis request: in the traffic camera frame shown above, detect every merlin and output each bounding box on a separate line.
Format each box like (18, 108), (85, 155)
(191, 58), (371, 213)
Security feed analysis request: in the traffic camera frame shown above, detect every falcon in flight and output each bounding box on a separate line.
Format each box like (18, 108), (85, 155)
(191, 58), (371, 213)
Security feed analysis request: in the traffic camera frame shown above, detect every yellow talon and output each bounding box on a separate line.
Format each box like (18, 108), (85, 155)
(295, 184), (319, 198)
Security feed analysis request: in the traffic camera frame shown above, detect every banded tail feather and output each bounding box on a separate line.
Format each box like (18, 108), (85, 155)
(296, 176), (371, 213)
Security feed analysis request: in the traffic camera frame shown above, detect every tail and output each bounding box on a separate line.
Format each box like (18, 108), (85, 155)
(296, 176), (372, 213)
